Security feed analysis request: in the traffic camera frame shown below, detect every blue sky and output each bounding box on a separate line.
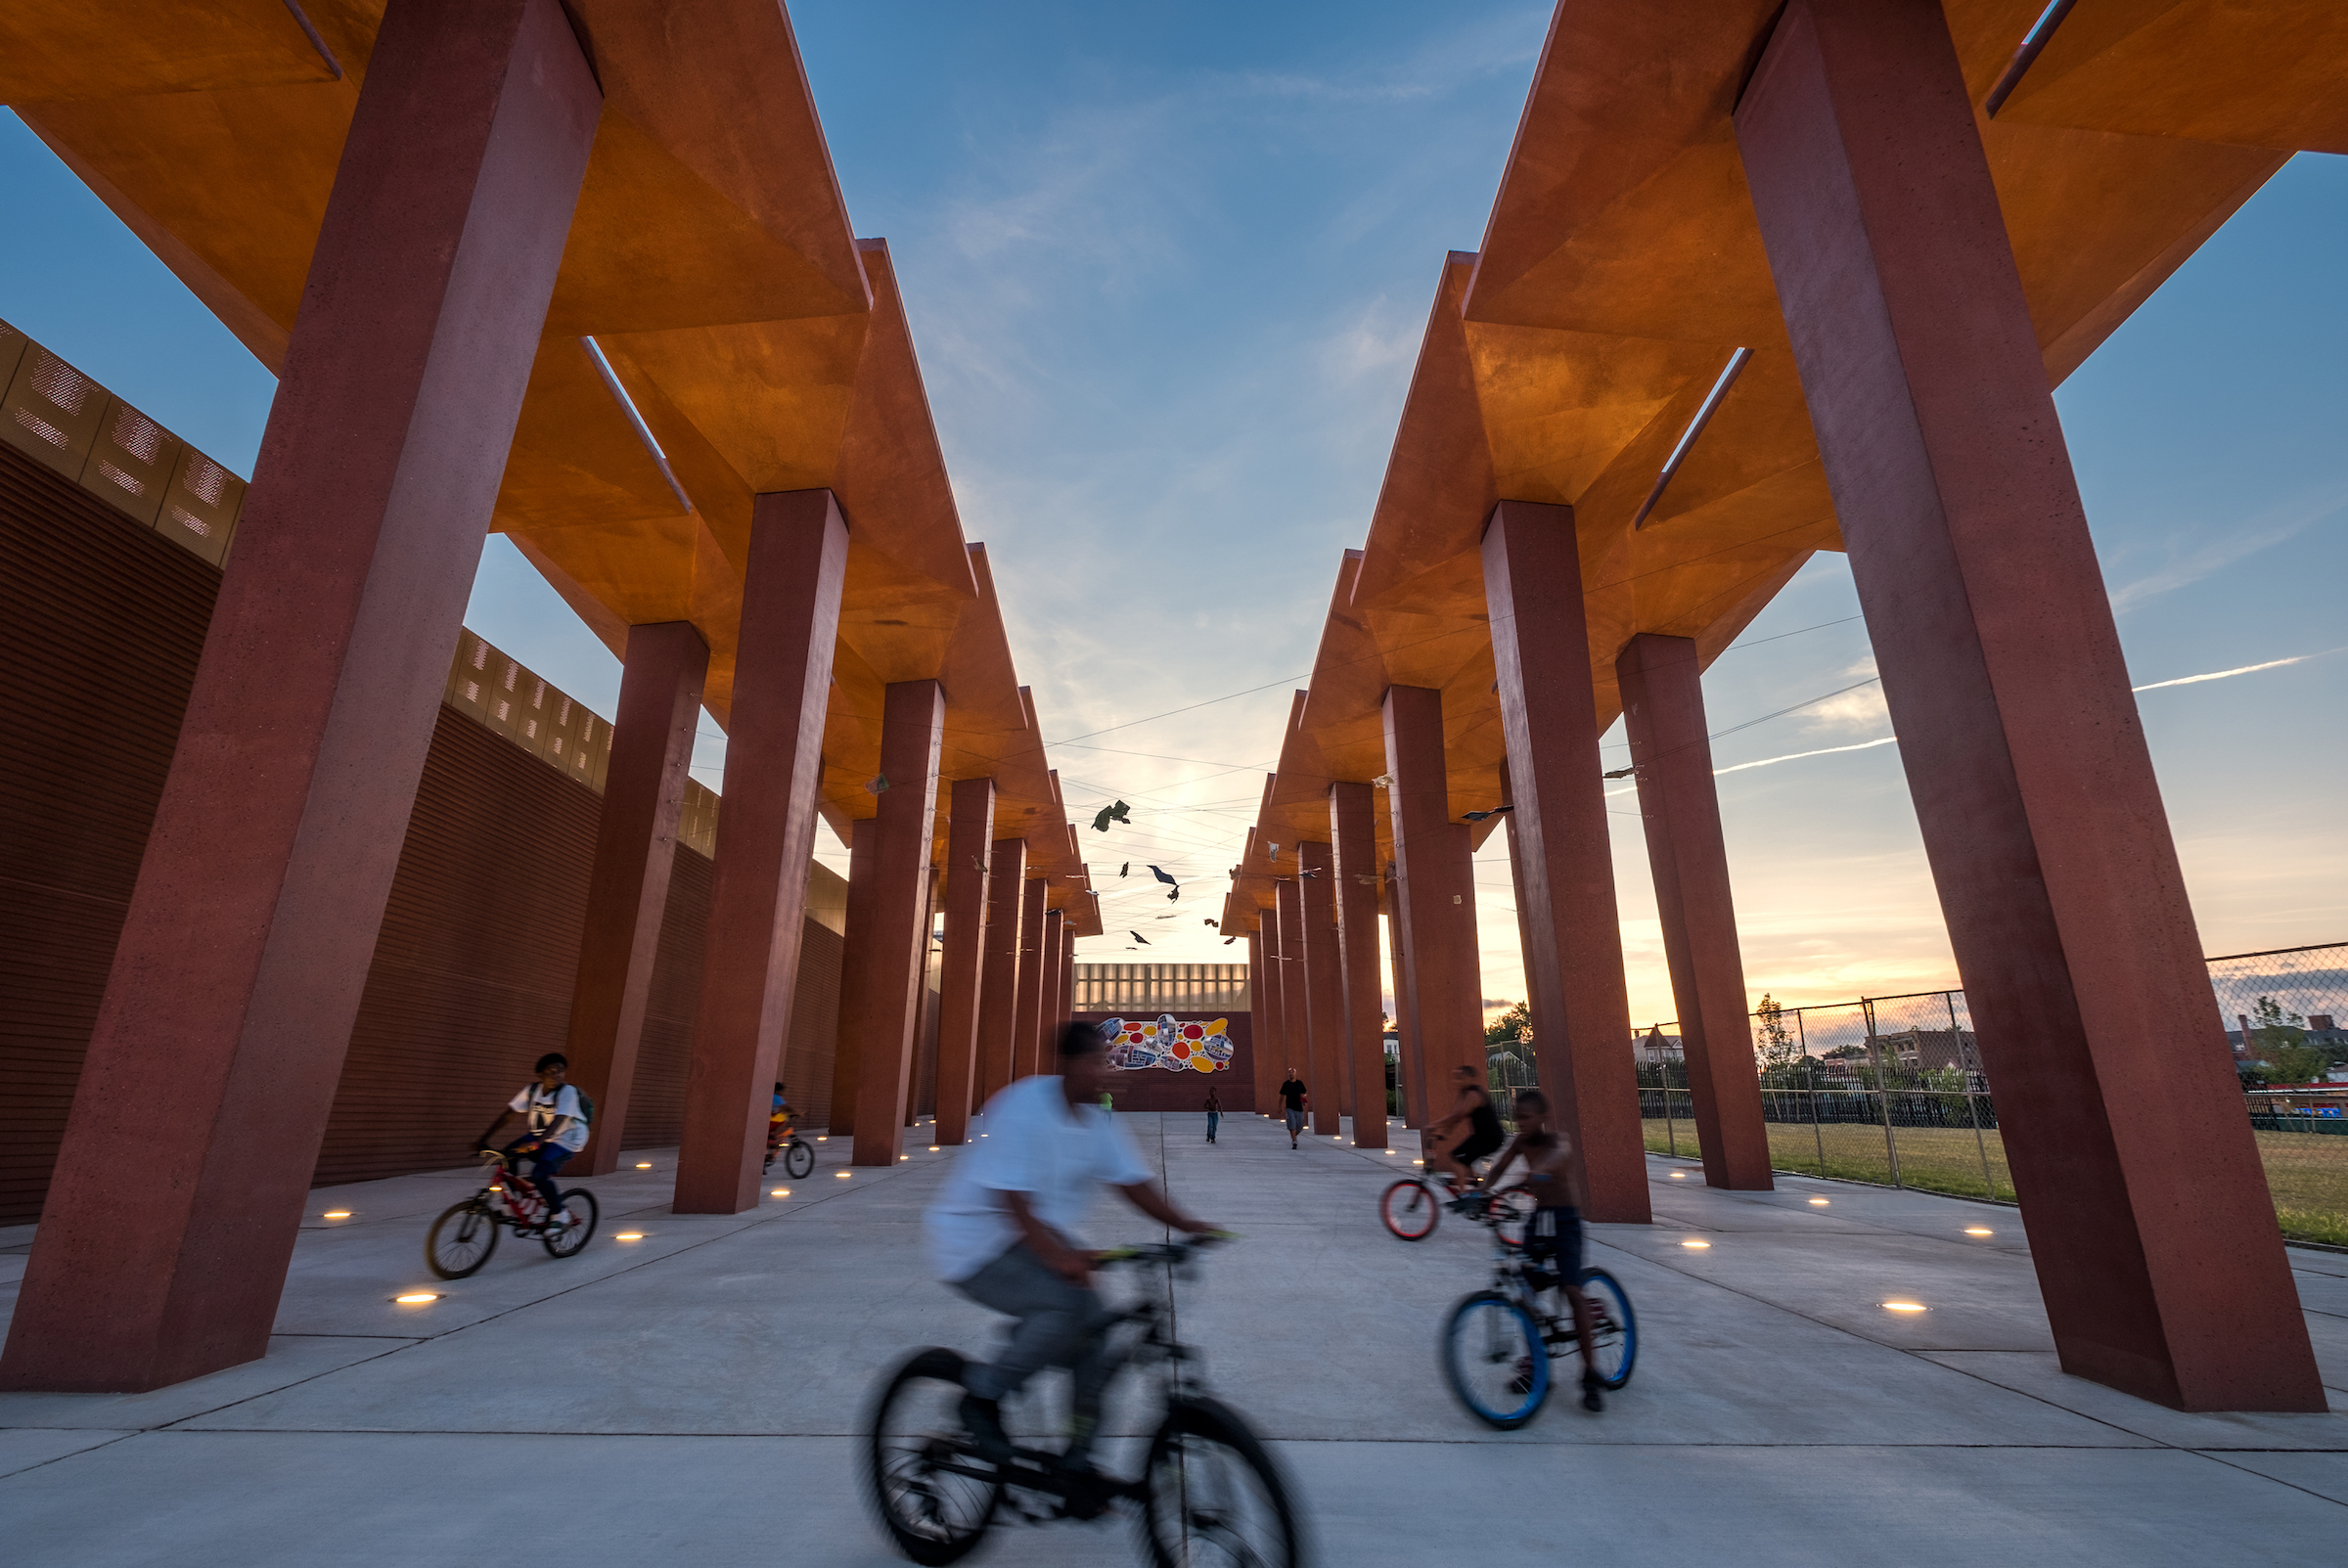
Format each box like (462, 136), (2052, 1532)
(5, 1), (2341, 1019)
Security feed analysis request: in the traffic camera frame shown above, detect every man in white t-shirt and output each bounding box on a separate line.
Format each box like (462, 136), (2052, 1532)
(926, 1021), (1218, 1469)
(478, 1052), (590, 1232)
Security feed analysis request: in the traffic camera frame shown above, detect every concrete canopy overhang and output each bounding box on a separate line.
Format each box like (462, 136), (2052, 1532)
(1, 0), (1098, 933)
(1223, 0), (2331, 939)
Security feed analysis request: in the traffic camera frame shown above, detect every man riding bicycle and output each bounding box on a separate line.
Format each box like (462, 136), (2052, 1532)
(1425, 1061), (1506, 1196)
(924, 1021), (1219, 1477)
(765, 1080), (796, 1171)
(478, 1052), (588, 1232)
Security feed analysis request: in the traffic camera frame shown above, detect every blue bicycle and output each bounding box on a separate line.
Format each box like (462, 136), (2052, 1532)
(1440, 1208), (1635, 1428)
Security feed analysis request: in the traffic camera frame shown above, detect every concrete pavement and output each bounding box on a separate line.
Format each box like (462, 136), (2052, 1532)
(1, 1107), (2342, 1564)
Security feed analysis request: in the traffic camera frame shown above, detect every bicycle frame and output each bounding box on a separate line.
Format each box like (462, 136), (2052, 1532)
(477, 1151), (549, 1228)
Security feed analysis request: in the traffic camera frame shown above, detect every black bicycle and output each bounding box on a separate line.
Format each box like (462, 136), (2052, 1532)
(864, 1235), (1300, 1567)
(424, 1147), (599, 1279)
(1440, 1204), (1634, 1428)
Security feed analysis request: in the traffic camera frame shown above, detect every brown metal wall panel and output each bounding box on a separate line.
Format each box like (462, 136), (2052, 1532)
(620, 843), (713, 1150)
(786, 919), (844, 1132)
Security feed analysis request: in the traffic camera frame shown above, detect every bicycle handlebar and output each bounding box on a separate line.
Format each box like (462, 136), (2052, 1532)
(1095, 1232), (1238, 1268)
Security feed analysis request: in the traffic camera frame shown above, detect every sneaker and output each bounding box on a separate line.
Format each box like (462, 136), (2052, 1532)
(1581, 1370), (1605, 1413)
(960, 1393), (1014, 1463)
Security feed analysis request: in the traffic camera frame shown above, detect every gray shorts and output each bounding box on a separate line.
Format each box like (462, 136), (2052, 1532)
(1284, 1108), (1304, 1134)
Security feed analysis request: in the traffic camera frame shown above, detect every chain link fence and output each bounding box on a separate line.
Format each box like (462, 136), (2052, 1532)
(1621, 942), (2348, 1246)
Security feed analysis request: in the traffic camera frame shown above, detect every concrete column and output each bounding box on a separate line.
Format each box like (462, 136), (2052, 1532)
(672, 492), (851, 1214)
(1618, 634), (1774, 1190)
(1298, 843), (1345, 1136)
(1381, 688), (1485, 1143)
(1274, 879), (1313, 1129)
(1040, 909), (1066, 1057)
(1384, 876), (1425, 1127)
(1254, 917), (1287, 1114)
(1012, 877), (1047, 1079)
(1330, 783), (1389, 1150)
(564, 622), (707, 1177)
(1244, 925), (1274, 1114)
(1737, 0), (2316, 1410)
(847, 683), (946, 1167)
(975, 837), (1027, 1105)
(1060, 928), (1076, 1031)
(826, 817), (880, 1137)
(0, 0), (599, 1393)
(933, 780), (994, 1145)
(1480, 503), (1649, 1225)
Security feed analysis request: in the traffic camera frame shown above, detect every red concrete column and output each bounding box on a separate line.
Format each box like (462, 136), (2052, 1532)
(672, 491), (850, 1213)
(1298, 843), (1345, 1136)
(1737, 0), (2317, 1410)
(1244, 925), (1275, 1114)
(1274, 880), (1313, 1126)
(1330, 783), (1389, 1149)
(1060, 927), (1076, 1031)
(564, 622), (707, 1176)
(1011, 877), (1048, 1079)
(0, 0), (599, 1393)
(826, 817), (880, 1136)
(1042, 911), (1067, 1036)
(1384, 877), (1425, 1127)
(933, 779), (994, 1145)
(1617, 634), (1774, 1191)
(1480, 504), (1649, 1225)
(848, 682), (947, 1167)
(1253, 917), (1287, 1114)
(1381, 688), (1487, 1146)
(975, 837), (1027, 1104)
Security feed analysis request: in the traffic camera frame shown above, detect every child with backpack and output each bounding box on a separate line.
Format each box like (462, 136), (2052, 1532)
(479, 1052), (592, 1232)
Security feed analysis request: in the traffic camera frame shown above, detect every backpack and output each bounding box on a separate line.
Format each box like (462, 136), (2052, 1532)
(531, 1084), (592, 1127)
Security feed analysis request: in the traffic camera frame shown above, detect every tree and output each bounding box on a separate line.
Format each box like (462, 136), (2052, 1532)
(1483, 1001), (1531, 1050)
(1754, 993), (1801, 1076)
(2262, 1041), (2332, 1086)
(2249, 995), (2309, 1062)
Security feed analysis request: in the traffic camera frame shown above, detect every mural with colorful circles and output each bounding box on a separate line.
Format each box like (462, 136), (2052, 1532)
(1101, 1013), (1235, 1073)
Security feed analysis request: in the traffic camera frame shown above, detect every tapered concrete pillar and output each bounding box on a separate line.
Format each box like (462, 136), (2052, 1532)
(1253, 918), (1287, 1114)
(826, 817), (881, 1137)
(672, 492), (852, 1214)
(1061, 928), (1077, 1031)
(1382, 688), (1486, 1145)
(1618, 634), (1774, 1190)
(846, 682), (946, 1167)
(934, 779), (994, 1145)
(1039, 910), (1066, 1056)
(1243, 926), (1272, 1113)
(1331, 783), (1388, 1150)
(1298, 843), (1345, 1135)
(1481, 503), (1648, 1224)
(1384, 876), (1425, 1127)
(1274, 880), (1313, 1124)
(1012, 877), (1048, 1079)
(0, 0), (600, 1393)
(1738, 0), (2316, 1410)
(564, 622), (707, 1177)
(976, 838), (1027, 1103)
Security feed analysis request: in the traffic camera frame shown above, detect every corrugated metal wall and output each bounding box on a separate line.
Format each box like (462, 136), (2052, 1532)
(1, 427), (845, 1223)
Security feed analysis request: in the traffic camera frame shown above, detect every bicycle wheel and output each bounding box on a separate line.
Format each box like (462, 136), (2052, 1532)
(1442, 1290), (1547, 1428)
(426, 1199), (500, 1279)
(785, 1139), (816, 1179)
(1578, 1269), (1638, 1390)
(1488, 1187), (1535, 1248)
(865, 1347), (1002, 1566)
(1380, 1179), (1440, 1241)
(543, 1188), (599, 1258)
(1142, 1396), (1300, 1568)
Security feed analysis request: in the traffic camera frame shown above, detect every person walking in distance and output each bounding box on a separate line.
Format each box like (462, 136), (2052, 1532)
(1278, 1069), (1308, 1149)
(1204, 1085), (1222, 1144)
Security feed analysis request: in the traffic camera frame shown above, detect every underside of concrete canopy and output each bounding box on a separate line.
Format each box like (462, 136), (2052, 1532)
(1222, 0), (2341, 938)
(0, 0), (1099, 930)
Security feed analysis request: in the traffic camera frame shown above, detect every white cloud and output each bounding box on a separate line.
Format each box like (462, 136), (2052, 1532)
(2105, 485), (2347, 611)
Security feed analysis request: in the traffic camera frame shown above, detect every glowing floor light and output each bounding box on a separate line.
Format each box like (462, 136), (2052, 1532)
(393, 1292), (439, 1305)
(635, 1162), (654, 1169)
(322, 1210), (351, 1219)
(1882, 1301), (1927, 1314)
(1964, 1227), (1994, 1236)
(1681, 1239), (1711, 1249)
(614, 1232), (645, 1241)
(1808, 1198), (1829, 1206)
(836, 1171), (851, 1179)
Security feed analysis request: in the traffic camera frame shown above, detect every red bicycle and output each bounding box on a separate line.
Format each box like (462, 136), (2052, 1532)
(425, 1147), (600, 1278)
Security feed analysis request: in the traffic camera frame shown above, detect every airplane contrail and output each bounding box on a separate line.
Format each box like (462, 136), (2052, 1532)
(2131, 647), (2345, 693)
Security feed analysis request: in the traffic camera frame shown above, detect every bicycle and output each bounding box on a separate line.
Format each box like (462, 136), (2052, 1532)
(1379, 1137), (1531, 1244)
(424, 1147), (600, 1279)
(1439, 1204), (1635, 1428)
(766, 1119), (815, 1179)
(864, 1234), (1300, 1567)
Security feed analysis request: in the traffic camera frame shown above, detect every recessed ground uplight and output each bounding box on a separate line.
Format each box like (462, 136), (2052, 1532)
(1669, 1172), (1687, 1179)
(1681, 1239), (1711, 1249)
(322, 1210), (351, 1219)
(928, 1145), (940, 1152)
(614, 1232), (645, 1241)
(1882, 1301), (1927, 1313)
(393, 1292), (439, 1305)
(1964, 1227), (1994, 1236)
(836, 1171), (851, 1179)
(1808, 1197), (1830, 1206)
(1384, 1149), (1396, 1155)
(635, 1162), (654, 1169)
(1412, 1158), (1424, 1166)
(817, 1136), (829, 1142)
(771, 1188), (790, 1197)
(900, 1154), (911, 1161)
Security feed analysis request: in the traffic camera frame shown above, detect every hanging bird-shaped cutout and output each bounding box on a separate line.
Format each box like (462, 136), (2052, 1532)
(1119, 863), (1130, 877)
(971, 856), (988, 874)
(1297, 867), (1322, 878)
(1603, 766), (1636, 780)
(869, 774), (890, 795)
(1266, 842), (1280, 863)
(1129, 931), (1151, 945)
(1223, 936), (1237, 945)
(1092, 799), (1131, 832)
(1461, 805), (1515, 823)
(1204, 918), (1218, 927)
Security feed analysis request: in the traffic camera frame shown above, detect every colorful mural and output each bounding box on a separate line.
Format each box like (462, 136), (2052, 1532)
(1102, 1014), (1234, 1073)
